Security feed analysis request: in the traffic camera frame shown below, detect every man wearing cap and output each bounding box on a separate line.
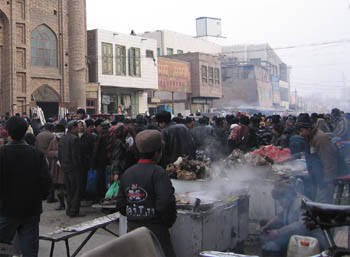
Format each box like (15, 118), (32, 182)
(116, 130), (177, 257)
(58, 120), (84, 217)
(296, 114), (338, 203)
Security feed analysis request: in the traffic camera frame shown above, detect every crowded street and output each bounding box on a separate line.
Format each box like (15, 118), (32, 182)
(1, 0), (350, 257)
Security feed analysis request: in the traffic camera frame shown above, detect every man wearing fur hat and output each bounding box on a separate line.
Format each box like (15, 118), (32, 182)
(116, 130), (177, 257)
(296, 114), (338, 203)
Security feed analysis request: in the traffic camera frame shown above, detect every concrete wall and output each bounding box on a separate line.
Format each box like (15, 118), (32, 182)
(141, 30), (222, 56)
(90, 29), (158, 90)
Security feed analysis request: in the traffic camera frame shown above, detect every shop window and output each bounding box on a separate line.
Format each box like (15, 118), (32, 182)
(167, 48), (173, 55)
(31, 25), (57, 67)
(146, 50), (154, 58)
(116, 45), (126, 76)
(102, 42), (113, 75)
(208, 67), (214, 85)
(201, 65), (207, 83)
(86, 99), (96, 107)
(128, 47), (141, 77)
(177, 49), (183, 54)
(214, 68), (220, 85)
(157, 48), (161, 56)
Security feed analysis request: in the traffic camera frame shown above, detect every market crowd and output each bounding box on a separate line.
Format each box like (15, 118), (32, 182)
(0, 107), (349, 256)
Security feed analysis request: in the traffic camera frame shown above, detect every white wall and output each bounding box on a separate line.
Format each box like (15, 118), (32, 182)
(142, 30), (222, 56)
(138, 91), (148, 114)
(95, 29), (158, 90)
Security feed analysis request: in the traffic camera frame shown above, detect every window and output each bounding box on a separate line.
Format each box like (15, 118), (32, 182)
(167, 48), (173, 55)
(214, 68), (220, 85)
(177, 49), (183, 54)
(208, 67), (214, 84)
(31, 25), (57, 67)
(115, 45), (126, 76)
(146, 50), (154, 58)
(201, 65), (207, 83)
(102, 43), (113, 75)
(128, 47), (141, 77)
(157, 48), (161, 56)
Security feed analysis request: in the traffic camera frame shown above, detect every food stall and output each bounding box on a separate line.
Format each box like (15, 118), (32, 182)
(166, 157), (250, 257)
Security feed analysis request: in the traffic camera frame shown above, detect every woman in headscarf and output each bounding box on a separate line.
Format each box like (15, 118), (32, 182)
(316, 118), (331, 133)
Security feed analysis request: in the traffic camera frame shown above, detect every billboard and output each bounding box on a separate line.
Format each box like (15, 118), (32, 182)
(158, 58), (191, 93)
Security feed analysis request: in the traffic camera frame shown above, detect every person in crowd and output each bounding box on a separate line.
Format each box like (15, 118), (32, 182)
(331, 108), (349, 140)
(156, 111), (195, 167)
(78, 119), (97, 201)
(184, 117), (195, 130)
(0, 116), (51, 257)
(260, 180), (315, 257)
(58, 120), (84, 217)
(316, 118), (331, 133)
(133, 115), (147, 135)
(192, 116), (213, 151)
(116, 130), (177, 257)
(24, 132), (36, 146)
(211, 117), (229, 159)
(59, 113), (72, 128)
(35, 122), (56, 203)
(296, 114), (338, 203)
(48, 124), (66, 211)
(92, 121), (111, 202)
(271, 124), (288, 148)
(30, 113), (41, 136)
(94, 119), (104, 135)
(76, 108), (87, 120)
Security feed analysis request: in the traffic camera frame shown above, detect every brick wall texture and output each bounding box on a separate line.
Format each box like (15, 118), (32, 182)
(0, 0), (87, 115)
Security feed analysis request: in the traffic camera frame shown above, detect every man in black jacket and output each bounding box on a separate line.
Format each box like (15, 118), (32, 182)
(58, 120), (84, 217)
(0, 116), (51, 257)
(116, 130), (177, 257)
(156, 111), (195, 167)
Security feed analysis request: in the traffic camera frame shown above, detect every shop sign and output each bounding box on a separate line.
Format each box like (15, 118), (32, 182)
(158, 58), (191, 93)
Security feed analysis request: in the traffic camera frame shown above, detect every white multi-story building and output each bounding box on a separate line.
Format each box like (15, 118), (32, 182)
(87, 29), (158, 116)
(141, 30), (222, 56)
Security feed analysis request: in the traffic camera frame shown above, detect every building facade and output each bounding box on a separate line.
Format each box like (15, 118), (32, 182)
(215, 59), (273, 109)
(141, 30), (222, 57)
(87, 29), (158, 117)
(167, 53), (222, 113)
(0, 0), (87, 117)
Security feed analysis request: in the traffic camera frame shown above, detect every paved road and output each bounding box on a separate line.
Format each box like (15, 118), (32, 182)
(38, 201), (119, 257)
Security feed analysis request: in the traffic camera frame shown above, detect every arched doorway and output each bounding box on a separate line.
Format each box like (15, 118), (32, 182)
(31, 85), (60, 120)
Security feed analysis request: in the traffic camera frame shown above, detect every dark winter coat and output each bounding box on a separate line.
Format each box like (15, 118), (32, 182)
(0, 140), (51, 217)
(116, 161), (177, 228)
(58, 132), (83, 174)
(160, 122), (195, 167)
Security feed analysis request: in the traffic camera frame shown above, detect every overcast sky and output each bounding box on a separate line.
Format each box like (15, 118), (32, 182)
(86, 0), (350, 103)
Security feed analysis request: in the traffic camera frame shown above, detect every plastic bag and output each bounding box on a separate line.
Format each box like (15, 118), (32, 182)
(105, 181), (119, 199)
(86, 170), (98, 194)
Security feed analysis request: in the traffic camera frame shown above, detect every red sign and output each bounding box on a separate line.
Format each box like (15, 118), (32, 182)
(158, 58), (191, 93)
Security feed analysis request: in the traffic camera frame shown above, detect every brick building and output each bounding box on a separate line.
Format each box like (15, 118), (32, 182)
(0, 0), (87, 117)
(166, 53), (222, 113)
